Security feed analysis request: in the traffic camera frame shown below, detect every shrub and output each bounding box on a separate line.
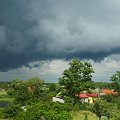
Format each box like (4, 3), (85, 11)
(0, 108), (4, 118)
(4, 103), (22, 118)
(15, 102), (72, 120)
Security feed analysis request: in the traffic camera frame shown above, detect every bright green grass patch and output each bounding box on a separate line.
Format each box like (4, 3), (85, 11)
(0, 90), (7, 96)
(72, 111), (110, 120)
(0, 108), (5, 118)
(72, 111), (98, 120)
(0, 90), (14, 102)
(0, 97), (14, 102)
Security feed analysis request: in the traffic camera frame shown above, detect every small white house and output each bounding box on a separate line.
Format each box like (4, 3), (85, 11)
(52, 97), (64, 103)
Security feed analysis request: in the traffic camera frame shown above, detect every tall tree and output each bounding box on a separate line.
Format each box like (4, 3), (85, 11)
(59, 59), (94, 100)
(110, 71), (120, 94)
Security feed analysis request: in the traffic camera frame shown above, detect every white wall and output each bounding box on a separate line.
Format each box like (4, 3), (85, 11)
(52, 97), (64, 103)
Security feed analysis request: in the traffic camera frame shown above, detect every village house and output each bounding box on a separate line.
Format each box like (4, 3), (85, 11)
(79, 93), (99, 104)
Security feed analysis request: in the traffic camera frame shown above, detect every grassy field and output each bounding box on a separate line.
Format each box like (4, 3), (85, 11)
(0, 90), (14, 102)
(0, 90), (7, 96)
(72, 111), (108, 120)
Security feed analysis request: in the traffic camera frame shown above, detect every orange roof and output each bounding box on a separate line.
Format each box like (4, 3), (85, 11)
(101, 89), (117, 95)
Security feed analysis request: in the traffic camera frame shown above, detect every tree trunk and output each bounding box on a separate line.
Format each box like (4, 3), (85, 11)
(99, 117), (101, 120)
(108, 117), (110, 120)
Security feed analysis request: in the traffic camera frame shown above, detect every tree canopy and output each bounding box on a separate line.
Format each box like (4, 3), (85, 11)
(59, 59), (94, 100)
(7, 77), (44, 101)
(92, 100), (108, 120)
(110, 71), (120, 94)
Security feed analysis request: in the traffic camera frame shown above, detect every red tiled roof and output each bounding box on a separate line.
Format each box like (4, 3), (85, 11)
(78, 93), (99, 98)
(79, 94), (88, 98)
(87, 94), (99, 97)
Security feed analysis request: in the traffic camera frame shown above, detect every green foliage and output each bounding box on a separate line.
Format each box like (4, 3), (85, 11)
(92, 100), (118, 120)
(112, 112), (120, 120)
(4, 103), (22, 118)
(111, 96), (120, 111)
(92, 101), (106, 119)
(0, 82), (10, 91)
(0, 108), (4, 118)
(15, 102), (72, 120)
(91, 82), (112, 89)
(7, 77), (44, 101)
(110, 71), (120, 94)
(101, 95), (114, 102)
(48, 83), (58, 92)
(78, 103), (92, 111)
(59, 59), (94, 101)
(64, 96), (74, 103)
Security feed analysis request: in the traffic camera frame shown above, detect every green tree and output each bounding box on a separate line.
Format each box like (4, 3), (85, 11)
(110, 71), (120, 94)
(26, 77), (44, 97)
(92, 100), (107, 120)
(92, 100), (117, 120)
(59, 59), (94, 101)
(92, 82), (112, 89)
(49, 83), (57, 92)
(7, 77), (44, 102)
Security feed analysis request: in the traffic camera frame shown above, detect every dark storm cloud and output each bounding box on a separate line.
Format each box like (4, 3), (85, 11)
(1, 0), (120, 71)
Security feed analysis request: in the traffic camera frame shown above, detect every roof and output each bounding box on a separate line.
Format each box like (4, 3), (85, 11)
(87, 94), (99, 97)
(79, 93), (99, 98)
(79, 94), (88, 98)
(101, 89), (117, 95)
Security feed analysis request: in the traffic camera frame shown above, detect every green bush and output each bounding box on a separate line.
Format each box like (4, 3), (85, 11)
(15, 102), (72, 120)
(64, 96), (74, 103)
(111, 112), (120, 120)
(101, 95), (114, 102)
(4, 103), (22, 118)
(0, 108), (4, 118)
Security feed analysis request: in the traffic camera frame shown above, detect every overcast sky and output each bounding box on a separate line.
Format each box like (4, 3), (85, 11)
(0, 0), (120, 82)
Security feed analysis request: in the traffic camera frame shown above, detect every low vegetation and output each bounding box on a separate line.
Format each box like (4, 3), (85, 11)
(0, 59), (120, 120)
(72, 111), (98, 120)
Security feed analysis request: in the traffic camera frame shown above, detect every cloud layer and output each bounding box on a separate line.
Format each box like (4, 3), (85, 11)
(0, 0), (120, 75)
(1, 54), (120, 82)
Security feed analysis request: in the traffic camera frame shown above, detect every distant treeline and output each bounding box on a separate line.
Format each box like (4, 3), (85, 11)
(92, 82), (112, 89)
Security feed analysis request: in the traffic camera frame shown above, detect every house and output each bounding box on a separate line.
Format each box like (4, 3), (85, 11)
(79, 93), (99, 104)
(52, 96), (64, 103)
(79, 94), (89, 103)
(87, 94), (99, 103)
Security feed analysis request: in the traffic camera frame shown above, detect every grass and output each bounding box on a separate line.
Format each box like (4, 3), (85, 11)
(0, 90), (14, 102)
(72, 111), (98, 120)
(72, 111), (108, 120)
(0, 91), (7, 96)
(0, 97), (14, 102)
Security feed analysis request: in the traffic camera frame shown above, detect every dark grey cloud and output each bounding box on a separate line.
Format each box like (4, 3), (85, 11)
(1, 0), (120, 71)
